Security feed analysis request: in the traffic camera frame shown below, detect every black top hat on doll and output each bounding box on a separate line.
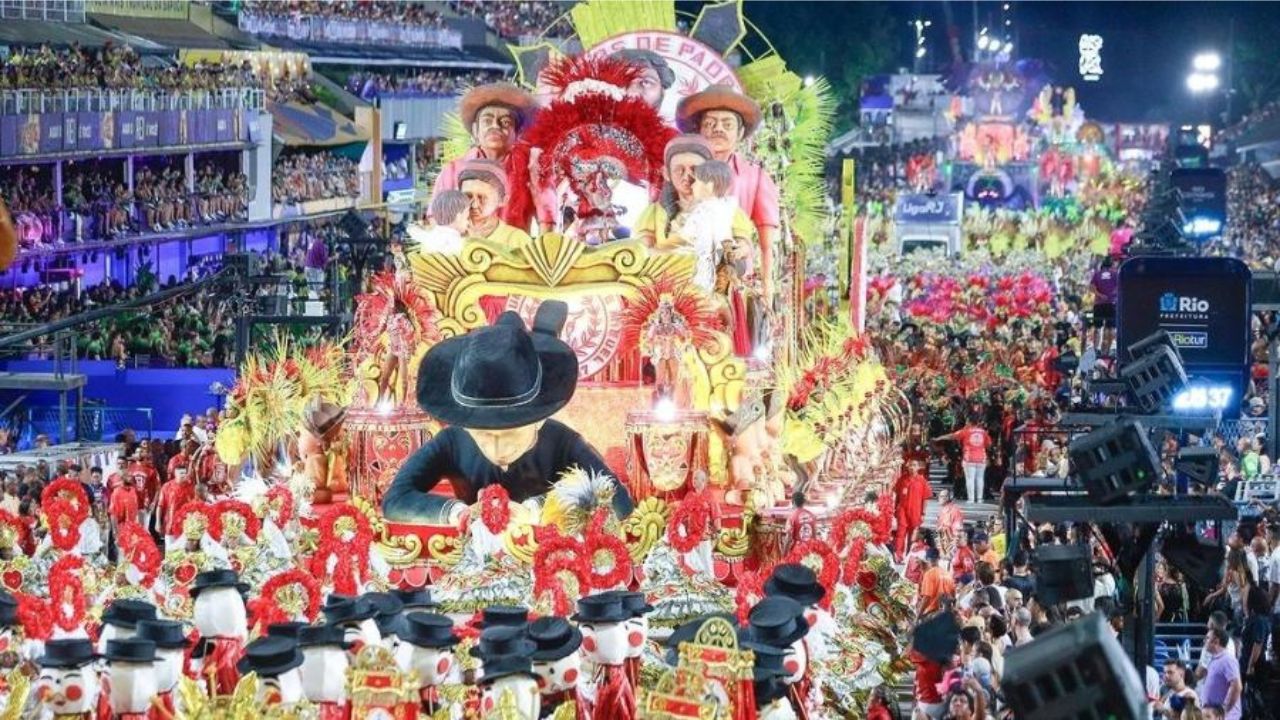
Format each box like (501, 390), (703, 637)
(763, 563), (825, 607)
(470, 625), (536, 660)
(416, 302), (577, 430)
(471, 605), (530, 630)
(298, 623), (353, 650)
(321, 595), (379, 626)
(600, 590), (654, 617)
(478, 653), (536, 683)
(104, 638), (158, 664)
(101, 599), (158, 630)
(401, 612), (460, 649)
(266, 622), (309, 640)
(527, 617), (582, 662)
(189, 569), (249, 599)
(135, 620), (190, 650)
(361, 592), (405, 636)
(37, 639), (97, 669)
(390, 588), (438, 611)
(746, 596), (808, 649)
(236, 636), (304, 677)
(0, 590), (18, 627)
(571, 594), (631, 625)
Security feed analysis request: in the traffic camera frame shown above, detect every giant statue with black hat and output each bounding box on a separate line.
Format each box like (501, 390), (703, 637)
(574, 592), (637, 720)
(381, 300), (634, 525)
(747, 596), (814, 720)
(189, 568), (249, 697)
(395, 611), (462, 716)
(35, 638), (100, 720)
(102, 638), (158, 720)
(134, 619), (188, 720)
(526, 616), (584, 719)
(471, 625), (540, 720)
(237, 635), (305, 707)
(297, 623), (352, 720)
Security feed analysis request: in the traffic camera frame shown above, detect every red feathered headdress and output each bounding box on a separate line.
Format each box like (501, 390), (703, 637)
(506, 55), (676, 227)
(117, 522), (161, 586)
(170, 501), (213, 539)
(619, 275), (723, 355)
(212, 499), (260, 542)
(249, 568), (322, 634)
(41, 478), (89, 515)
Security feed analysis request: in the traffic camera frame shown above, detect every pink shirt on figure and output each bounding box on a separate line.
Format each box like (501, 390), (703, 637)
(726, 152), (780, 233)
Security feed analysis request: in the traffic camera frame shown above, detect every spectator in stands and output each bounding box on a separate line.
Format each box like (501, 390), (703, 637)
(272, 150), (360, 207)
(240, 1), (449, 47)
(0, 43), (259, 93)
(451, 0), (574, 40)
(346, 69), (505, 101)
(1199, 626), (1242, 720)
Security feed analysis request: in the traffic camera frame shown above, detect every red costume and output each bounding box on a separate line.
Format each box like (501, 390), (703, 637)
(108, 485), (140, 526)
(894, 471), (932, 557)
(588, 664), (635, 720)
(314, 701), (350, 720)
(147, 690), (175, 720)
(196, 636), (243, 697)
(154, 480), (195, 539)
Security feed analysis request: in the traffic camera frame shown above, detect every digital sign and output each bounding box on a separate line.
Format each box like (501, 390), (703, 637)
(1117, 256), (1250, 368)
(1171, 168), (1227, 240)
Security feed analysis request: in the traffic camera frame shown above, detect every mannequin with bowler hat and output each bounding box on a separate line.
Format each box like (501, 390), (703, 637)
(601, 590), (652, 691)
(748, 596), (813, 720)
(188, 569), (249, 698)
(382, 301), (634, 525)
(35, 638), (101, 720)
(527, 616), (585, 718)
(751, 641), (797, 720)
(396, 612), (461, 716)
(133, 620), (187, 720)
(321, 595), (382, 652)
(574, 592), (636, 720)
(237, 635), (305, 707)
(763, 563), (836, 661)
(297, 624), (353, 719)
(103, 638), (159, 720)
(98, 599), (157, 656)
(470, 625), (539, 719)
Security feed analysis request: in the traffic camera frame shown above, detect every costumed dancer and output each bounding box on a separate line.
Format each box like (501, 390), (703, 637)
(189, 569), (249, 698)
(35, 639), (101, 720)
(103, 638), (159, 720)
(381, 301), (634, 525)
(395, 612), (462, 717)
(574, 593), (635, 720)
(470, 626), (540, 720)
(134, 620), (187, 720)
(527, 617), (585, 719)
(298, 397), (350, 505)
(894, 459), (932, 560)
(298, 624), (352, 720)
(237, 635), (305, 707)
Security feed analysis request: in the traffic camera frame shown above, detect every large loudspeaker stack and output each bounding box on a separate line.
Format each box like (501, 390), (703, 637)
(1032, 544), (1094, 606)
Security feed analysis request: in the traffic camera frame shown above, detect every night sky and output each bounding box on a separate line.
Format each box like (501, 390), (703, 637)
(742, 1), (1280, 125)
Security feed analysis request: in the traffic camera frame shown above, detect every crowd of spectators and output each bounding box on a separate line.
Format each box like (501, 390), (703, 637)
(272, 150), (362, 207)
(0, 43), (259, 94)
(1218, 100), (1280, 147)
(450, 0), (573, 39)
(1213, 162), (1280, 272)
(345, 68), (505, 100)
(839, 136), (948, 210)
(238, 1), (457, 49)
(242, 0), (446, 29)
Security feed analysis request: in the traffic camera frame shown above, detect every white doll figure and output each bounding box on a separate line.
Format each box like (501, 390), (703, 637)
(762, 563), (836, 661)
(604, 590), (652, 692)
(572, 593), (636, 720)
(470, 626), (539, 720)
(320, 595), (382, 653)
(747, 596), (813, 719)
(103, 638), (159, 718)
(96, 600), (157, 656)
(527, 617), (585, 717)
(298, 624), (352, 720)
(395, 612), (462, 717)
(361, 591), (406, 654)
(35, 639), (101, 720)
(676, 160), (740, 293)
(190, 569), (249, 697)
(135, 620), (188, 720)
(237, 636), (305, 707)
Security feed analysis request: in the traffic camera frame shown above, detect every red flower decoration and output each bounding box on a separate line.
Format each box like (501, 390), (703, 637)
(14, 591), (50, 641)
(264, 483), (294, 526)
(174, 562), (198, 586)
(117, 522), (161, 586)
(478, 485), (511, 535)
(667, 494), (711, 554)
(41, 479), (89, 514)
(584, 512), (632, 590)
(48, 555), (86, 632)
(169, 501), (214, 538)
(310, 504), (373, 596)
(783, 539), (839, 609)
(42, 498), (84, 552)
(533, 528), (589, 616)
(249, 569), (323, 634)
(211, 499), (260, 542)
(734, 569), (767, 625)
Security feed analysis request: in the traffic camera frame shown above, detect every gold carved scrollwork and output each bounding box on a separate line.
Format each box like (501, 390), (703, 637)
(714, 510), (754, 559)
(623, 496), (670, 563)
(357, 496), (426, 567)
(426, 533), (463, 567)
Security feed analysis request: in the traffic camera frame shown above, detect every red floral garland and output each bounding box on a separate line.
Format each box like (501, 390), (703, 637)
(584, 512), (632, 590)
(667, 494), (711, 554)
(41, 478), (89, 513)
(264, 483), (294, 526)
(249, 569), (323, 633)
(533, 528), (590, 616)
(310, 504), (372, 596)
(169, 501), (213, 538)
(117, 522), (161, 586)
(783, 539), (839, 609)
(14, 591), (50, 641)
(48, 555), (86, 632)
(478, 485), (511, 535)
(0, 508), (24, 547)
(734, 569), (767, 625)
(212, 499), (261, 541)
(42, 498), (84, 552)
(830, 507), (891, 552)
(840, 537), (869, 586)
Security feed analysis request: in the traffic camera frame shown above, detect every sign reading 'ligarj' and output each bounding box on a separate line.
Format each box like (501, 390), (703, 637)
(893, 192), (963, 225)
(1118, 256), (1251, 367)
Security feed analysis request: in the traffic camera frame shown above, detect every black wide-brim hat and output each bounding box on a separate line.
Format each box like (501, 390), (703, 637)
(417, 303), (578, 430)
(37, 639), (98, 669)
(237, 636), (304, 677)
(470, 625), (536, 660)
(104, 638), (159, 663)
(763, 563), (825, 607)
(390, 588), (439, 611)
(321, 595), (379, 626)
(746, 596), (808, 649)
(601, 590), (654, 617)
(298, 623), (354, 650)
(471, 605), (531, 630)
(527, 617), (582, 662)
(102, 598), (158, 630)
(189, 569), (250, 599)
(402, 612), (460, 649)
(135, 620), (190, 650)
(571, 593), (631, 625)
(266, 622), (309, 640)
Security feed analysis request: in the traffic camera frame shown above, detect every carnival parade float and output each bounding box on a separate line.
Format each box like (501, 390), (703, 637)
(0, 3), (921, 719)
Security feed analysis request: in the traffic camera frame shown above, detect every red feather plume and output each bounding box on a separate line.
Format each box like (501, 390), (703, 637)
(619, 275), (724, 355)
